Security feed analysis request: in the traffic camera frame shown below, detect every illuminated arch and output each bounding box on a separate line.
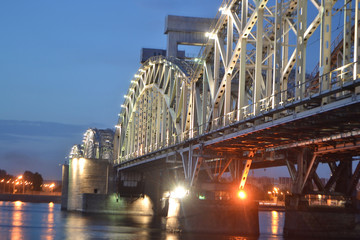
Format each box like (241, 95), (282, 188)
(114, 56), (194, 163)
(82, 128), (114, 161)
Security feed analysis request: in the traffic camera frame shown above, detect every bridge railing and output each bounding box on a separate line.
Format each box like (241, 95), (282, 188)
(119, 62), (358, 163)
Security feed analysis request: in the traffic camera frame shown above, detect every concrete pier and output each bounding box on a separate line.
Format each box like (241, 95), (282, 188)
(0, 193), (61, 203)
(284, 194), (360, 238)
(166, 196), (259, 235)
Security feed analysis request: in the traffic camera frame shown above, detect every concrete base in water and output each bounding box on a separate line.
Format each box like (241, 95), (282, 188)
(284, 208), (360, 238)
(64, 193), (154, 215)
(166, 197), (259, 235)
(284, 196), (360, 238)
(0, 193), (61, 203)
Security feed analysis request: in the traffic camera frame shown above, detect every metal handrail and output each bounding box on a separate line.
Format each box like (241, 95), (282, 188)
(119, 61), (358, 163)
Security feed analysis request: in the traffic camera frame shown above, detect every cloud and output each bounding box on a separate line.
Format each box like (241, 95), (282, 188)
(0, 119), (88, 144)
(0, 119), (94, 179)
(1, 151), (37, 166)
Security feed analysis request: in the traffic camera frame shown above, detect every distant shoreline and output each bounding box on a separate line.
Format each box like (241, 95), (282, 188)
(0, 193), (61, 203)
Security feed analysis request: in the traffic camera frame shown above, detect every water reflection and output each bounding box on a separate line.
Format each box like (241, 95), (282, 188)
(63, 212), (89, 239)
(271, 210), (279, 235)
(11, 201), (24, 240)
(259, 210), (284, 239)
(0, 202), (287, 240)
(45, 202), (54, 240)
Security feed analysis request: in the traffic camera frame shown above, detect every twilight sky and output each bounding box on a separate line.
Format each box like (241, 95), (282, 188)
(0, 0), (335, 180)
(0, 0), (221, 180)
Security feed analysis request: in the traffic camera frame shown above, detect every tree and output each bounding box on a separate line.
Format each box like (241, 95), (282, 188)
(0, 169), (6, 178)
(22, 171), (43, 191)
(33, 172), (43, 191)
(23, 171), (33, 182)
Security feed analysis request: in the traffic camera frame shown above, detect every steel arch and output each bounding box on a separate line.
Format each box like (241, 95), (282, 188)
(114, 56), (195, 163)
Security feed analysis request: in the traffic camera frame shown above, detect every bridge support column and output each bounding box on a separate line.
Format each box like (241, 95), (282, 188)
(166, 196), (259, 235)
(60, 164), (69, 210)
(143, 170), (164, 215)
(284, 148), (360, 238)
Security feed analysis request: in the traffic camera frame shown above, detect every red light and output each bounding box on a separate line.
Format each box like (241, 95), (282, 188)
(238, 190), (246, 199)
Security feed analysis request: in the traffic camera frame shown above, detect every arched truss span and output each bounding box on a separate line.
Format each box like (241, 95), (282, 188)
(114, 56), (195, 163)
(69, 144), (83, 159)
(82, 128), (114, 161)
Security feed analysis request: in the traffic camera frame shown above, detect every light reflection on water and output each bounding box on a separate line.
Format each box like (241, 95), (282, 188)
(11, 201), (23, 240)
(271, 210), (280, 235)
(0, 201), (286, 240)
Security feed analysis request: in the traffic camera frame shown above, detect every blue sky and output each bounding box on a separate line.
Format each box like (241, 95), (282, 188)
(0, 0), (220, 126)
(0, 0), (220, 180)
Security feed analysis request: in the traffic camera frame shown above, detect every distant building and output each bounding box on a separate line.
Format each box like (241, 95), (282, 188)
(140, 48), (185, 63)
(140, 15), (213, 63)
(278, 177), (292, 191)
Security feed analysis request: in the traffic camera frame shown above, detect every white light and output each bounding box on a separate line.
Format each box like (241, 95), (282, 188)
(171, 186), (188, 199)
(131, 80), (139, 85)
(205, 32), (217, 39)
(134, 74), (140, 78)
(140, 69), (146, 73)
(219, 7), (230, 15)
(121, 104), (126, 108)
(124, 95), (130, 99)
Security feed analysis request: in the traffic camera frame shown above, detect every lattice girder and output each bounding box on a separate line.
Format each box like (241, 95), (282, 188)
(115, 56), (194, 163)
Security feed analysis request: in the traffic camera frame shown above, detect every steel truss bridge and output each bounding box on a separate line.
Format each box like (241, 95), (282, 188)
(114, 0), (360, 198)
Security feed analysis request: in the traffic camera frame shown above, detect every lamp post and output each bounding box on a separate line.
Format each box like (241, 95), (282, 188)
(0, 179), (4, 193)
(18, 175), (25, 194)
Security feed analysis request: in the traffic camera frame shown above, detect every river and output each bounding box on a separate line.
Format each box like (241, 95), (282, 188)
(0, 201), (285, 240)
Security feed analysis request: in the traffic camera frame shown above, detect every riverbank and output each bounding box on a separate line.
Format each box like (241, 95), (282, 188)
(0, 193), (61, 203)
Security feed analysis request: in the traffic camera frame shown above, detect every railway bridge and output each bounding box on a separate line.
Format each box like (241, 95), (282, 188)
(63, 0), (360, 238)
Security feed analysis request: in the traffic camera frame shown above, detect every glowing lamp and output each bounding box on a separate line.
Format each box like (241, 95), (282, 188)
(171, 186), (187, 199)
(238, 190), (246, 200)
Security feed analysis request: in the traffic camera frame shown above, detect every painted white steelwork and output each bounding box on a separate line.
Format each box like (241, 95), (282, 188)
(71, 128), (114, 161)
(115, 0), (360, 189)
(114, 56), (195, 162)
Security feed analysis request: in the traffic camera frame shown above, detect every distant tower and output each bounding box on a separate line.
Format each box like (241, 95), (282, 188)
(63, 128), (115, 211)
(140, 15), (213, 63)
(165, 15), (213, 58)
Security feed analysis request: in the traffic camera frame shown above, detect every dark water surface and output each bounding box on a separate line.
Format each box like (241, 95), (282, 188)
(0, 201), (285, 240)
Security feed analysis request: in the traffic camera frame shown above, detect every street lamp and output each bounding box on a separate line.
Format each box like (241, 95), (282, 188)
(16, 175), (24, 194)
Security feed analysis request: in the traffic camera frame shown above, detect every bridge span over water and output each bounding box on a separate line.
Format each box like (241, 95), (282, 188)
(64, 0), (360, 237)
(115, 0), (360, 197)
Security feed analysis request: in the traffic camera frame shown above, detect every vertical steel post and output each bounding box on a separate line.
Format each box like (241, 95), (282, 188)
(295, 0), (307, 102)
(254, 6), (264, 115)
(354, 0), (360, 88)
(224, 14), (233, 124)
(320, 0), (332, 103)
(273, 0), (283, 111)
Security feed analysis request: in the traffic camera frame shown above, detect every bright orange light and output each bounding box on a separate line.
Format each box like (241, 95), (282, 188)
(238, 190), (246, 199)
(18, 175), (22, 179)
